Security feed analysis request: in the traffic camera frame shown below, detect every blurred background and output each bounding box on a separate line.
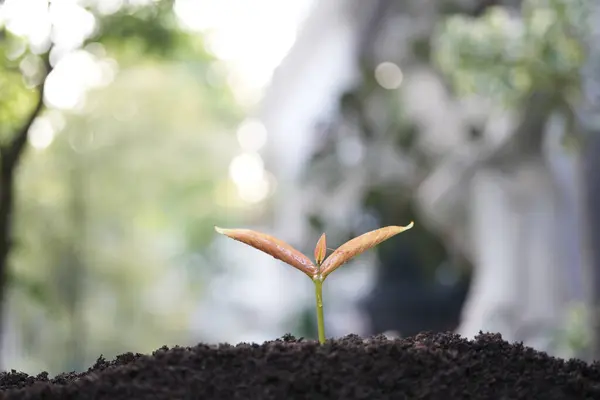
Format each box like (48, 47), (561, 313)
(0, 0), (598, 375)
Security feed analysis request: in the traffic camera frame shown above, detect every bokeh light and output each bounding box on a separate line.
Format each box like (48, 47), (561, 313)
(27, 115), (55, 150)
(236, 118), (268, 152)
(374, 61), (404, 90)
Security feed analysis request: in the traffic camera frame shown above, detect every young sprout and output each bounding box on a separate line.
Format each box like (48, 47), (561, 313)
(214, 222), (414, 344)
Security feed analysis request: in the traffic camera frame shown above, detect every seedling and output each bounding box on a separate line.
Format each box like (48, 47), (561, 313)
(215, 222), (414, 344)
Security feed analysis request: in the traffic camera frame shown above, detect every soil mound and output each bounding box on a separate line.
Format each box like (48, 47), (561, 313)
(1, 332), (599, 399)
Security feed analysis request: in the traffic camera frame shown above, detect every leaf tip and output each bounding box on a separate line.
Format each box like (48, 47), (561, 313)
(390, 221), (414, 235)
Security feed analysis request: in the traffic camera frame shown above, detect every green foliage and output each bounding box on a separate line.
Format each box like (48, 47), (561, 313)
(0, 32), (38, 145)
(1, 0), (245, 374)
(91, 0), (214, 65)
(94, 0), (180, 56)
(433, 0), (589, 105)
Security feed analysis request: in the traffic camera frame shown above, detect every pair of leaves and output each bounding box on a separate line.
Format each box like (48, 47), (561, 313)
(215, 222), (414, 279)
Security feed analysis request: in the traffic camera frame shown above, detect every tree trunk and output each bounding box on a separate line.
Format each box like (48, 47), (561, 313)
(577, 0), (600, 361)
(0, 161), (14, 364)
(0, 64), (47, 366)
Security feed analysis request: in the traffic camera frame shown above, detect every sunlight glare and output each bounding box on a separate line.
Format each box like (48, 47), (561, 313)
(229, 152), (273, 203)
(28, 116), (55, 150)
(236, 119), (268, 152)
(236, 176), (270, 204)
(229, 153), (265, 186)
(173, 0), (314, 106)
(96, 0), (124, 16)
(45, 50), (116, 110)
(173, 0), (228, 32)
(49, 1), (96, 52)
(2, 0), (52, 52)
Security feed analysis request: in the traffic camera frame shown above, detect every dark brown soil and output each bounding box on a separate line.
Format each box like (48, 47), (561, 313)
(1, 332), (599, 400)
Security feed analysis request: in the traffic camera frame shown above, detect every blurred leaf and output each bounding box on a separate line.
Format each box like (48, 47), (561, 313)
(432, 0), (587, 105)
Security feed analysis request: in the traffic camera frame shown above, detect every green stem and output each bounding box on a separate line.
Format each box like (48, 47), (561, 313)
(313, 275), (326, 344)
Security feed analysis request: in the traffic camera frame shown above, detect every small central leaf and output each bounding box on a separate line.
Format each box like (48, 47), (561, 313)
(314, 233), (327, 267)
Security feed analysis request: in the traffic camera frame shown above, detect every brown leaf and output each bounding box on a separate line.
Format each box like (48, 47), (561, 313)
(319, 222), (414, 278)
(215, 227), (317, 277)
(314, 233), (327, 266)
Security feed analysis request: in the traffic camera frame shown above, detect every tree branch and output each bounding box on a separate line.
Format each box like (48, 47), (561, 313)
(0, 55), (51, 171)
